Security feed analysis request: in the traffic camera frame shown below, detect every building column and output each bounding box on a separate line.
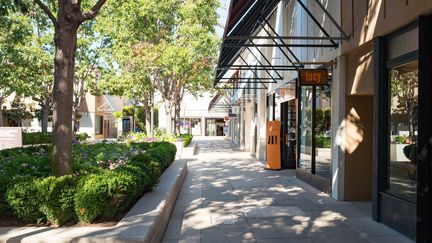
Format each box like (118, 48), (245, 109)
(239, 90), (245, 150)
(250, 88), (256, 155)
(256, 88), (267, 161)
(332, 56), (346, 200)
(201, 116), (206, 136)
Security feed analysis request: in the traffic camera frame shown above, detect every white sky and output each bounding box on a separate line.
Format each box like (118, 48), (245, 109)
(216, 0), (230, 37)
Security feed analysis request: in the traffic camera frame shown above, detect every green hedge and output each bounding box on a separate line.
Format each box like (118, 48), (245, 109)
(0, 141), (176, 225)
(179, 134), (193, 147)
(22, 132), (53, 145)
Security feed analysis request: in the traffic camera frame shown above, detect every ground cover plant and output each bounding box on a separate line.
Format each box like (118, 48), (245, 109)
(22, 132), (89, 145)
(0, 141), (176, 225)
(120, 132), (193, 147)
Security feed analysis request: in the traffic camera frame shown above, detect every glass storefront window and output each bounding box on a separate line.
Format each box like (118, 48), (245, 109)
(298, 86), (313, 172)
(95, 115), (103, 134)
(387, 60), (418, 203)
(315, 86), (332, 179)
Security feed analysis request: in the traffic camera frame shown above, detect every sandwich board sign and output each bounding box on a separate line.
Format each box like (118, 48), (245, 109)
(0, 127), (22, 150)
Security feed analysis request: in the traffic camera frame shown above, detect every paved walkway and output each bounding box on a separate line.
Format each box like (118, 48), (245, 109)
(163, 137), (412, 243)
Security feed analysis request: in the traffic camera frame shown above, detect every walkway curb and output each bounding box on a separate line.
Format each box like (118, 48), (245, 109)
(0, 159), (188, 243)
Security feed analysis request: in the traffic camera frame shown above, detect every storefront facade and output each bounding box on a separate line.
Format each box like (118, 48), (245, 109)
(214, 0), (432, 241)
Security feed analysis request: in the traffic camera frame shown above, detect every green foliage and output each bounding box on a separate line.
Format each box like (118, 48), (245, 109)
(394, 135), (408, 144)
(0, 141), (176, 224)
(315, 109), (331, 134)
(22, 132), (53, 145)
(74, 170), (139, 223)
(6, 179), (45, 223)
(37, 175), (78, 225)
(315, 135), (331, 148)
(179, 134), (193, 147)
(75, 133), (89, 142)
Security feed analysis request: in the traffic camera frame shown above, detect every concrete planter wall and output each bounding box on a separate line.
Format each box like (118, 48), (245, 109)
(390, 143), (410, 162)
(316, 148), (331, 158)
(173, 141), (184, 159)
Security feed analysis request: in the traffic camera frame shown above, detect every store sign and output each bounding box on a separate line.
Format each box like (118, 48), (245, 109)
(299, 69), (328, 86)
(0, 127), (22, 150)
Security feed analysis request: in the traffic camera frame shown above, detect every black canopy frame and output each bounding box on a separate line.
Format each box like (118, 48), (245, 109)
(214, 0), (350, 89)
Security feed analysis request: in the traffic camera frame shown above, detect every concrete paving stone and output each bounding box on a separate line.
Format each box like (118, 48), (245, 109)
(242, 206), (306, 218)
(247, 217), (310, 239)
(256, 238), (314, 243)
(342, 218), (401, 236)
(163, 138), (409, 243)
(201, 228), (256, 243)
(273, 199), (323, 211)
(162, 219), (185, 240)
(307, 225), (369, 243)
(365, 235), (414, 243)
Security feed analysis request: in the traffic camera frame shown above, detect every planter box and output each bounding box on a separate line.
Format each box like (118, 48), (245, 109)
(0, 160), (188, 243)
(173, 141), (184, 159)
(390, 143), (410, 162)
(316, 148), (331, 158)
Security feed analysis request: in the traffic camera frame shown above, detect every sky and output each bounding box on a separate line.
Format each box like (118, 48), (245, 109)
(216, 0), (230, 37)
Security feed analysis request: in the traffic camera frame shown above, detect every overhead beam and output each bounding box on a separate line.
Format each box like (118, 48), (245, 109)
(222, 43), (337, 48)
(296, 0), (337, 46)
(225, 35), (349, 40)
(217, 67), (298, 71)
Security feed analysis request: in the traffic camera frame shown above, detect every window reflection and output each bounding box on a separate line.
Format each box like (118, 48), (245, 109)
(298, 86), (313, 172)
(387, 60), (418, 203)
(315, 86), (332, 179)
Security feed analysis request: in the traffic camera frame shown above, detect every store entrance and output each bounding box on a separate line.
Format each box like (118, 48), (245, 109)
(281, 100), (296, 169)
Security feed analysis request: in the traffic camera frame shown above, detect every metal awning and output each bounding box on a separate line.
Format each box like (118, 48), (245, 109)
(214, 0), (350, 88)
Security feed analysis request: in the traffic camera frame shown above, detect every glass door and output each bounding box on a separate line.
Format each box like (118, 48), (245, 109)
(375, 23), (420, 240)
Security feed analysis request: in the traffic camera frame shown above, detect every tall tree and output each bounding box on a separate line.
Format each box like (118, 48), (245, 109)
(99, 0), (219, 135)
(32, 0), (108, 176)
(97, 0), (179, 135)
(0, 11), (33, 126)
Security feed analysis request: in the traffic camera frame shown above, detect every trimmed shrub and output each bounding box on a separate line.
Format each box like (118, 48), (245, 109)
(22, 132), (53, 145)
(180, 134), (193, 147)
(74, 171), (140, 223)
(37, 175), (77, 225)
(6, 179), (45, 223)
(0, 141), (177, 224)
(75, 133), (90, 142)
(0, 174), (10, 217)
(130, 153), (160, 185)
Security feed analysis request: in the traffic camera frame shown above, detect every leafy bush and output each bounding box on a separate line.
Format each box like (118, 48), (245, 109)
(179, 134), (193, 147)
(22, 132), (53, 145)
(74, 171), (141, 223)
(394, 135), (409, 144)
(6, 179), (45, 223)
(316, 135), (331, 148)
(37, 175), (77, 225)
(0, 141), (176, 224)
(75, 133), (90, 142)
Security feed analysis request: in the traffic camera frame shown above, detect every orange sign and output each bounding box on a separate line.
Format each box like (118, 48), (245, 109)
(266, 121), (281, 170)
(299, 69), (328, 85)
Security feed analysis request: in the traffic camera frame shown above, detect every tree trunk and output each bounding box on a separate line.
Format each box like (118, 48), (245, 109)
(41, 102), (49, 133)
(165, 100), (173, 135)
(175, 102), (181, 135)
(144, 104), (152, 136)
(0, 97), (3, 127)
(0, 107), (3, 127)
(52, 22), (79, 176)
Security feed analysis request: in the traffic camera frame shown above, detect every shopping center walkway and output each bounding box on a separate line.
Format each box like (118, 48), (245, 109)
(163, 137), (412, 243)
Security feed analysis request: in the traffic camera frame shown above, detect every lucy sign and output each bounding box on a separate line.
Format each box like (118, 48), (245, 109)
(299, 69), (328, 86)
(0, 127), (22, 150)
